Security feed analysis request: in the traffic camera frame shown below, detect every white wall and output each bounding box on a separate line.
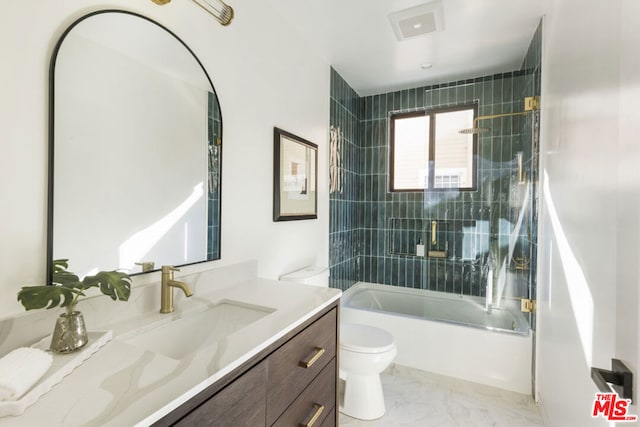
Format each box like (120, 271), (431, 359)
(0, 1), (330, 318)
(616, 0), (640, 415)
(536, 0), (640, 425)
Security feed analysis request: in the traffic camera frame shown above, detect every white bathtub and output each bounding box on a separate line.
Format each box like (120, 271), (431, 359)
(341, 282), (533, 394)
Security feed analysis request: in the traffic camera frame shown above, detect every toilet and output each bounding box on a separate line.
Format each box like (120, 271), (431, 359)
(279, 267), (397, 420)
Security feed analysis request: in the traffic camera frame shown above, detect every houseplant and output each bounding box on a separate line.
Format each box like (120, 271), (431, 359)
(17, 259), (132, 353)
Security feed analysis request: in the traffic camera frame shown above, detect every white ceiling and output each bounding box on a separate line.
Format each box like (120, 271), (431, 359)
(265, 0), (546, 96)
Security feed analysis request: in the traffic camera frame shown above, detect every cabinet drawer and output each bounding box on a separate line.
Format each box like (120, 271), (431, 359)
(175, 360), (266, 426)
(319, 407), (335, 427)
(266, 308), (337, 425)
(272, 359), (336, 427)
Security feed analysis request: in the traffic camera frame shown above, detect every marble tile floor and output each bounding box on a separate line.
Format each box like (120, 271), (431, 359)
(339, 364), (544, 427)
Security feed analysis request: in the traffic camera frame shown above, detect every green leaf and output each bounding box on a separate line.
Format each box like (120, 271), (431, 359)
(52, 259), (69, 274)
(82, 271), (132, 301)
(17, 286), (81, 310)
(52, 270), (81, 288)
(18, 259), (132, 312)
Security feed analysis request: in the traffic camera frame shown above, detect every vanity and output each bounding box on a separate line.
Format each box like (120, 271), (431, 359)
(0, 261), (341, 426)
(161, 301), (338, 427)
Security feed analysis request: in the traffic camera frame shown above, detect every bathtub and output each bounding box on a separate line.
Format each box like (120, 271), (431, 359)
(341, 282), (533, 394)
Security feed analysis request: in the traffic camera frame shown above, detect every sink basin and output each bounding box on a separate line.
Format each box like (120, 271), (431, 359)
(122, 300), (274, 360)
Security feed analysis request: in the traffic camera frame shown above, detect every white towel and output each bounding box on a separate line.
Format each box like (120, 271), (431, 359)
(0, 347), (53, 401)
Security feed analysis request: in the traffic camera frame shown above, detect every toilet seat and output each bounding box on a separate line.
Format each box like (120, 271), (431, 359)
(340, 323), (395, 354)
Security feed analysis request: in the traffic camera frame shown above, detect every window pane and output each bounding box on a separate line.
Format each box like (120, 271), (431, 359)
(434, 109), (474, 189)
(393, 115), (430, 190)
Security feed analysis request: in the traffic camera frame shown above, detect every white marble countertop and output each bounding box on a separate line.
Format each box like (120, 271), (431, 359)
(0, 276), (341, 426)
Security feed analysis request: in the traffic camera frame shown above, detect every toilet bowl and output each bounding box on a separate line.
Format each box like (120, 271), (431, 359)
(279, 267), (396, 420)
(339, 322), (397, 420)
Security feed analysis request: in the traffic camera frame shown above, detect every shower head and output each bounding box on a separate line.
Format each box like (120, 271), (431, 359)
(458, 97), (540, 135)
(458, 112), (527, 135)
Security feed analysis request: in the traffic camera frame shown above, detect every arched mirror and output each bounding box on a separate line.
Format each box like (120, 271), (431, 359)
(48, 10), (222, 281)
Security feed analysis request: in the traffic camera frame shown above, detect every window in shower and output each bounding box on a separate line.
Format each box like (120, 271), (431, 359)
(390, 104), (477, 191)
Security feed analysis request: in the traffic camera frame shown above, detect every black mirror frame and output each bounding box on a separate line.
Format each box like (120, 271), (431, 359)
(47, 9), (223, 284)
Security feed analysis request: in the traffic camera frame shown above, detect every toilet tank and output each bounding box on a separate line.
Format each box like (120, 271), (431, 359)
(279, 266), (329, 287)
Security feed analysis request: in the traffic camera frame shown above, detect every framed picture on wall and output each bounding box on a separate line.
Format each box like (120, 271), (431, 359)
(273, 127), (318, 221)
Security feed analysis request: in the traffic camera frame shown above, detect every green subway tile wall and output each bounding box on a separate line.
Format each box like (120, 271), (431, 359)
(329, 19), (541, 302)
(329, 68), (362, 290)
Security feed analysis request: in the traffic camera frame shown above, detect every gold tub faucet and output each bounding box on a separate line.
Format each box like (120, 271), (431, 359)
(160, 265), (193, 313)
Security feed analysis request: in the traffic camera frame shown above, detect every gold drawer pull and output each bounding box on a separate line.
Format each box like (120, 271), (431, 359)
(299, 403), (324, 427)
(299, 347), (325, 368)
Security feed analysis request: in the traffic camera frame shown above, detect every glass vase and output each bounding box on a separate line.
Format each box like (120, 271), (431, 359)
(50, 308), (88, 353)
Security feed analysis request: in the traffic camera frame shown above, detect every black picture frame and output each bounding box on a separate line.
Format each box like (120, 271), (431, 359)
(273, 127), (318, 221)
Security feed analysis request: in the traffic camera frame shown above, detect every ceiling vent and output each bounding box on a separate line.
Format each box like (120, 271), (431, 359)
(388, 1), (445, 41)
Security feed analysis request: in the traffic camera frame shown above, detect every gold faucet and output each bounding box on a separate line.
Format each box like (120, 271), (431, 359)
(160, 266), (193, 313)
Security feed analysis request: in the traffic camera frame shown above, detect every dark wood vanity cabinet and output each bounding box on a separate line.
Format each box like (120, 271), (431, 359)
(158, 302), (339, 427)
(267, 307), (337, 426)
(174, 360), (267, 426)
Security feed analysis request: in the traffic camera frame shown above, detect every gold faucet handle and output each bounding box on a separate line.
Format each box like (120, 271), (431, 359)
(135, 261), (155, 272)
(161, 265), (180, 275)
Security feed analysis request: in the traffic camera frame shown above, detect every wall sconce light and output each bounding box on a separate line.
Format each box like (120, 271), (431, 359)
(151, 0), (234, 26)
(192, 0), (234, 25)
